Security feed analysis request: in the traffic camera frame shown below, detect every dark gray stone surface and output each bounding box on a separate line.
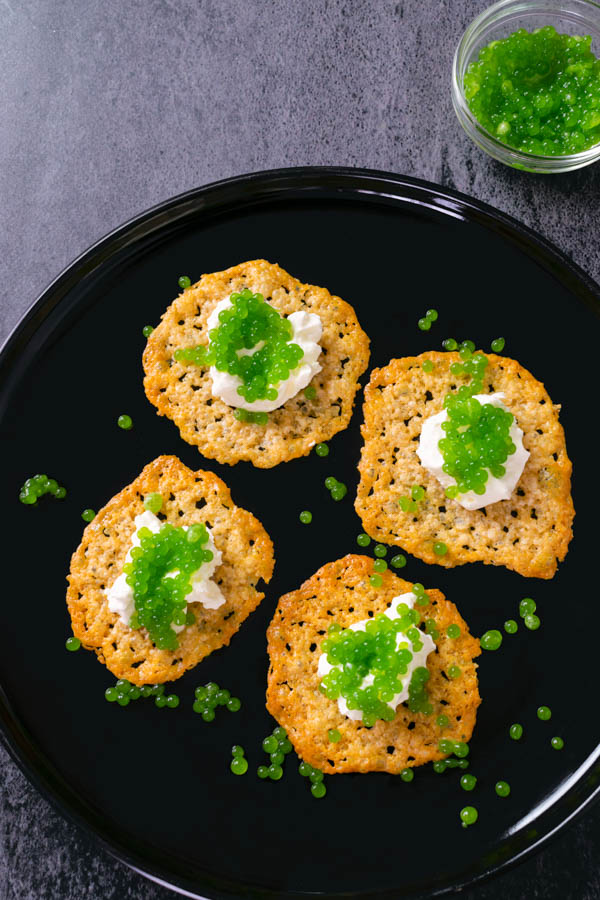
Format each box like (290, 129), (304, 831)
(1, 1), (599, 898)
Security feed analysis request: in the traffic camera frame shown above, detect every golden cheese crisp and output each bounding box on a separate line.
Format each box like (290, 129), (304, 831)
(355, 352), (574, 579)
(67, 455), (274, 684)
(143, 259), (370, 468)
(266, 554), (480, 774)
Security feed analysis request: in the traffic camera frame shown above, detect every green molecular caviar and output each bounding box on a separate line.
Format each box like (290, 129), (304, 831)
(551, 736), (564, 750)
(491, 337), (505, 353)
(123, 522), (213, 650)
(436, 714), (449, 728)
(105, 680), (178, 708)
(304, 385), (317, 400)
(434, 541), (448, 557)
(19, 474), (67, 505)
(504, 619), (518, 634)
(143, 492), (163, 514)
(439, 351), (518, 499)
(374, 543), (388, 558)
(460, 773), (477, 791)
(399, 484), (426, 513)
(319, 603), (432, 727)
(315, 442), (329, 456)
(230, 745), (248, 776)
(519, 597), (536, 617)
(81, 508), (96, 523)
(447, 624), (461, 639)
(418, 309), (438, 331)
(460, 806), (478, 827)
(328, 728), (341, 743)
(480, 629), (503, 651)
(118, 414), (133, 430)
(525, 613), (541, 631)
(390, 554), (407, 569)
(357, 533), (371, 547)
(299, 760), (327, 797)
(422, 360), (434, 373)
(400, 767), (414, 782)
(142, 325), (154, 338)
(495, 781), (511, 798)
(448, 665), (461, 679)
(373, 559), (388, 573)
(369, 574), (383, 588)
(324, 477), (347, 501)
(510, 723), (524, 740)
(233, 408), (269, 425)
(178, 275), (191, 289)
(258, 726), (294, 780)
(464, 27), (600, 156)
(442, 338), (458, 351)
(193, 682), (241, 719)
(299, 510), (313, 524)
(174, 289), (304, 404)
(537, 705), (552, 721)
(65, 636), (81, 652)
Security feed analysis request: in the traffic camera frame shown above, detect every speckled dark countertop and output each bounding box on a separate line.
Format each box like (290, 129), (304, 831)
(1, 2), (599, 898)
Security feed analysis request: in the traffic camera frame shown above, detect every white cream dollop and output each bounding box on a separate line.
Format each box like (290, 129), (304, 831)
(317, 592), (436, 722)
(105, 510), (225, 634)
(416, 392), (530, 511)
(207, 296), (322, 413)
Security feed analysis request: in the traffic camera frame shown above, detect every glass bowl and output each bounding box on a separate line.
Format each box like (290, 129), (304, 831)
(452, 0), (600, 172)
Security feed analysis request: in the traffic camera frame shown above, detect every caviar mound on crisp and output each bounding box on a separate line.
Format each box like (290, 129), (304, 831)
(143, 260), (370, 468)
(266, 555), (481, 775)
(355, 352), (574, 579)
(67, 456), (274, 684)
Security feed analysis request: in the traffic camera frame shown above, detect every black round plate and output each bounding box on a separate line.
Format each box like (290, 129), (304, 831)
(1, 167), (598, 900)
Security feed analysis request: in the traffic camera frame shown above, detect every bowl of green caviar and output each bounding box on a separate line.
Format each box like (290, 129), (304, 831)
(452, 0), (600, 172)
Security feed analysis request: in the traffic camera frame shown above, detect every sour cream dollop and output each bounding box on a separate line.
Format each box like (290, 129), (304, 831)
(207, 297), (322, 413)
(416, 392), (530, 511)
(105, 510), (225, 634)
(317, 592), (436, 722)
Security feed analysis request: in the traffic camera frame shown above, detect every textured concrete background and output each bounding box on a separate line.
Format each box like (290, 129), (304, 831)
(1, 1), (599, 898)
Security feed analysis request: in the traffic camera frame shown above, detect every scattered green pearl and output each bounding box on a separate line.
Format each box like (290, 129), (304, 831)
(65, 636), (81, 652)
(400, 768), (414, 782)
(433, 760), (447, 773)
(510, 723), (523, 740)
(422, 360), (434, 373)
(374, 543), (388, 557)
(232, 745), (245, 757)
(519, 598), (536, 617)
(273, 726), (287, 739)
(524, 614), (541, 631)
(504, 619), (518, 634)
(166, 694), (179, 708)
(328, 729), (341, 743)
(178, 275), (191, 289)
(373, 559), (387, 573)
(231, 757), (248, 775)
(142, 325), (154, 338)
(357, 533), (371, 547)
(436, 714), (449, 728)
(390, 554), (406, 569)
(143, 492), (163, 514)
(299, 761), (312, 777)
(19, 474), (67, 506)
(460, 806), (478, 827)
(480, 629), (503, 651)
(369, 574), (383, 588)
(460, 774), (477, 791)
(426, 309), (438, 322)
(304, 385), (317, 400)
(270, 751), (285, 766)
(537, 706), (552, 721)
(551, 736), (564, 750)
(309, 769), (324, 784)
(105, 687), (118, 702)
(155, 695), (167, 708)
(268, 764), (283, 781)
(299, 510), (313, 524)
(315, 442), (329, 456)
(447, 624), (461, 639)
(311, 782), (327, 798)
(227, 696), (241, 712)
(81, 508), (96, 523)
(491, 337), (505, 353)
(262, 735), (278, 754)
(331, 483), (347, 501)
(442, 338), (458, 351)
(418, 317), (432, 331)
(453, 741), (470, 758)
(495, 781), (511, 797)
(411, 485), (425, 502)
(117, 414), (133, 430)
(434, 541), (448, 557)
(448, 665), (461, 679)
(257, 765), (269, 779)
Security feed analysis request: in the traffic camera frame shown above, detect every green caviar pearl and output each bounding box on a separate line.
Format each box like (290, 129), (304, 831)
(65, 636), (81, 652)
(262, 735), (278, 754)
(231, 757), (248, 775)
(324, 476), (337, 490)
(55, 486), (67, 499)
(328, 728), (341, 743)
(315, 442), (329, 456)
(390, 554), (407, 569)
(436, 714), (449, 728)
(400, 767), (414, 782)
(299, 510), (313, 524)
(227, 697), (241, 712)
(460, 806), (478, 827)
(270, 751), (285, 766)
(524, 614), (541, 631)
(418, 317), (432, 331)
(422, 360), (434, 373)
(81, 509), (96, 523)
(257, 765), (269, 779)
(216, 689), (230, 706)
(117, 693), (130, 707)
(357, 533), (371, 547)
(268, 764), (283, 781)
(434, 541), (448, 557)
(510, 723), (523, 741)
(448, 665), (461, 679)
(369, 574), (383, 588)
(178, 275), (191, 289)
(279, 739), (293, 754)
(304, 385), (317, 400)
(504, 619), (518, 634)
(299, 761), (312, 777)
(373, 559), (387, 573)
(309, 770), (324, 784)
(442, 338), (458, 351)
(155, 695), (167, 708)
(447, 624), (461, 639)
(273, 726), (287, 739)
(166, 694), (179, 708)
(426, 309), (438, 322)
(537, 706), (552, 721)
(374, 543), (388, 557)
(519, 598), (536, 617)
(491, 337), (505, 353)
(551, 736), (564, 750)
(117, 414), (133, 430)
(129, 687), (141, 700)
(460, 774), (477, 791)
(495, 781), (511, 797)
(311, 782), (327, 798)
(438, 739), (453, 754)
(411, 485), (425, 502)
(140, 685), (153, 698)
(105, 687), (118, 702)
(480, 629), (503, 651)
(331, 484), (347, 501)
(142, 325), (154, 338)
(433, 760), (447, 774)
(201, 708), (215, 722)
(453, 741), (470, 758)
(143, 492), (163, 514)
(232, 745), (245, 757)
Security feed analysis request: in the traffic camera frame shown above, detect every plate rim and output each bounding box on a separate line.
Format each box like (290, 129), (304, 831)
(1, 165), (599, 900)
